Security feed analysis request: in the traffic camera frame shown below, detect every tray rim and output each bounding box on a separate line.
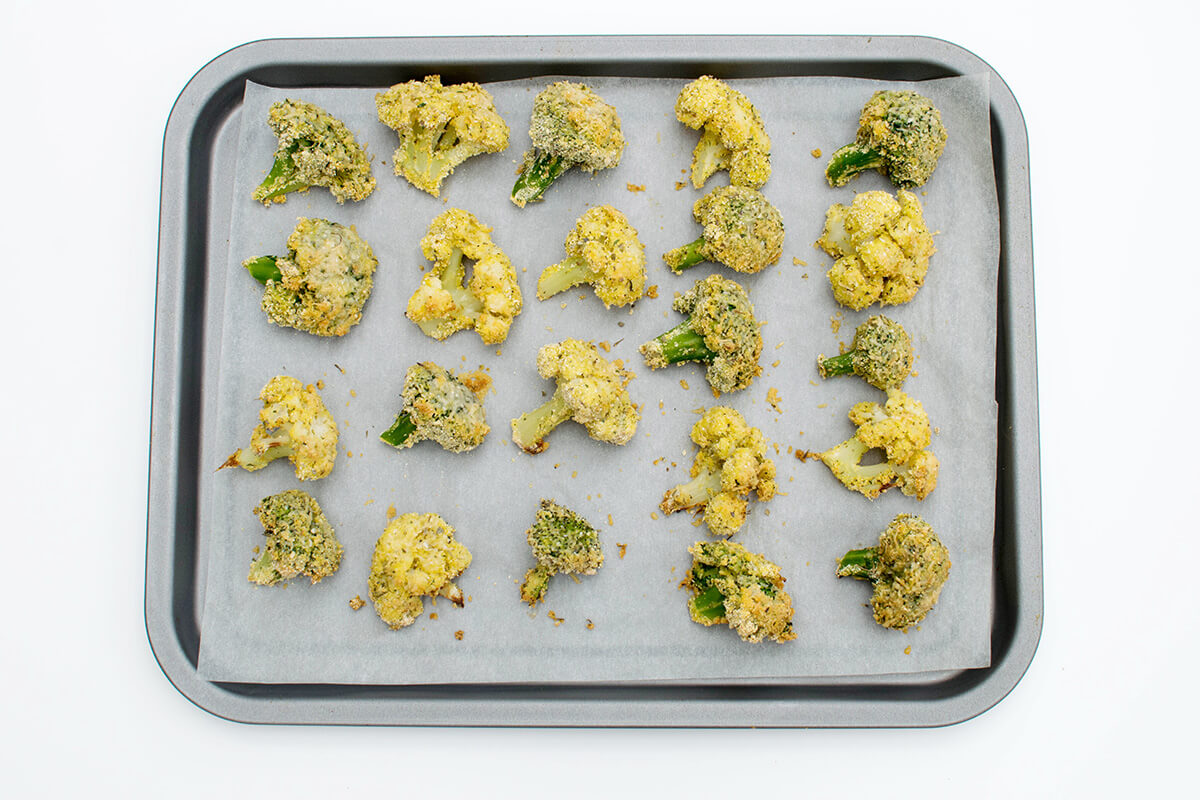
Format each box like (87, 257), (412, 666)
(146, 33), (1042, 727)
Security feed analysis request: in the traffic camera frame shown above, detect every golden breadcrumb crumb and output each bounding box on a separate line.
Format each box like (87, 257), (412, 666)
(349, 595), (365, 610)
(626, 183), (646, 192)
(617, 543), (627, 558)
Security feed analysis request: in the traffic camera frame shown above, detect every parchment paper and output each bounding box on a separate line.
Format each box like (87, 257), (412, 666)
(197, 73), (998, 684)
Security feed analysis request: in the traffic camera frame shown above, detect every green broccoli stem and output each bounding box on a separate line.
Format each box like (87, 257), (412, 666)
(245, 255), (282, 284)
(512, 150), (568, 207)
(253, 139), (312, 201)
(648, 319), (717, 365)
(520, 564), (554, 605)
(690, 585), (727, 620)
(536, 255), (591, 300)
(818, 351), (856, 379)
(836, 547), (879, 579)
(511, 391), (573, 453)
(380, 412), (418, 448)
(825, 143), (885, 187)
(663, 237), (708, 273)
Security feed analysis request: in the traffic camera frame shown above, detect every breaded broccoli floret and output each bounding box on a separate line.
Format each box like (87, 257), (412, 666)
(684, 540), (795, 643)
(511, 81), (624, 207)
(380, 362), (490, 453)
(407, 208), (522, 344)
(536, 205), (646, 307)
(243, 218), (378, 337)
(664, 185), (784, 274)
(520, 499), (605, 605)
(675, 75), (771, 189)
(819, 388), (939, 500)
(247, 490), (343, 586)
(837, 514), (950, 630)
(220, 376), (338, 481)
(511, 339), (639, 454)
(816, 189), (936, 310)
(826, 90), (947, 189)
(639, 274), (762, 395)
(252, 99), (375, 205)
(818, 314), (913, 390)
(368, 512), (472, 630)
(661, 407), (777, 538)
(375, 75), (509, 197)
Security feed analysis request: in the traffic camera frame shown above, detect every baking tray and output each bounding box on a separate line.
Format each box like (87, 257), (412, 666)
(146, 34), (1041, 727)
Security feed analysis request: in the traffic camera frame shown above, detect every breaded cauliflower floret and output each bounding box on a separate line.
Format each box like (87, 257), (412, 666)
(817, 189), (936, 310)
(675, 75), (771, 189)
(243, 217), (378, 337)
(639, 273), (762, 395)
(511, 339), (640, 454)
(819, 388), (939, 500)
(826, 90), (948, 189)
(247, 489), (343, 586)
(684, 540), (795, 643)
(837, 514), (951, 630)
(375, 75), (509, 197)
(664, 185), (784, 274)
(536, 205), (647, 307)
(220, 376), (338, 481)
(407, 208), (522, 344)
(368, 512), (472, 630)
(380, 362), (490, 453)
(520, 499), (605, 605)
(661, 407), (777, 538)
(252, 99), (375, 205)
(512, 81), (625, 207)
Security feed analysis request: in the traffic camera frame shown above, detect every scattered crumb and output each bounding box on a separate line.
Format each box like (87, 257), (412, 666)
(934, 426), (940, 434)
(346, 451), (353, 458)
(346, 595), (366, 611)
(692, 407), (705, 414)
(495, 348), (502, 356)
(349, 389), (357, 397)
(830, 312), (843, 334)
(430, 612), (438, 621)
(792, 257), (807, 267)
(607, 514), (614, 526)
(787, 445), (793, 454)
(772, 442), (780, 454)
(617, 542), (627, 558)
(252, 545), (260, 554)
(617, 321), (625, 327)
(646, 284), (659, 299)
(455, 630), (464, 640)
(679, 379), (689, 390)
(387, 504), (397, 520)
(598, 340), (611, 352)
(674, 181), (687, 191)
(548, 611), (566, 626)
(772, 359), (781, 368)
(334, 364), (345, 374)
(650, 512), (659, 520)
(626, 183), (646, 192)
(766, 387), (783, 413)
(802, 273), (809, 279)
(460, 370), (493, 397)
(764, 509), (771, 516)
(775, 341), (784, 350)
(810, 148), (822, 158)
(794, 449), (819, 462)
(364, 498), (375, 506)
(316, 379), (325, 390)
(586, 619), (595, 630)
(817, 403), (827, 409)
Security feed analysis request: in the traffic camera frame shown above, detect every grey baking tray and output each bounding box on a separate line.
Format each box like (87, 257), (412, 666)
(146, 35), (1041, 727)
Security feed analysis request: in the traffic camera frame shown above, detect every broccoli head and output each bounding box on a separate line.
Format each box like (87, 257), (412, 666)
(675, 75), (771, 189)
(511, 339), (640, 454)
(252, 99), (375, 205)
(375, 75), (509, 197)
(818, 314), (913, 390)
(816, 189), (936, 310)
(664, 185), (784, 274)
(536, 205), (647, 307)
(520, 499), (605, 605)
(661, 407), (777, 538)
(380, 362), (491, 453)
(368, 512), (472, 630)
(819, 388), (939, 500)
(407, 208), (523, 344)
(684, 540), (795, 643)
(639, 274), (762, 395)
(220, 376), (338, 481)
(511, 81), (625, 207)
(826, 90), (947, 189)
(243, 218), (378, 337)
(247, 489), (343, 586)
(837, 513), (950, 630)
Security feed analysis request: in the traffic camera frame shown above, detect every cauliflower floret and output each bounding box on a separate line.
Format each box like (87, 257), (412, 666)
(511, 339), (640, 454)
(817, 189), (936, 310)
(247, 489), (343, 586)
(367, 512), (472, 630)
(407, 208), (522, 344)
(819, 388), (939, 500)
(252, 99), (375, 205)
(380, 362), (490, 453)
(675, 75), (771, 189)
(661, 406), (776, 538)
(519, 499), (605, 605)
(536, 205), (646, 307)
(826, 90), (948, 189)
(375, 75), (509, 197)
(664, 185), (784, 274)
(684, 540), (795, 643)
(220, 376), (338, 481)
(837, 514), (951, 630)
(244, 217), (378, 337)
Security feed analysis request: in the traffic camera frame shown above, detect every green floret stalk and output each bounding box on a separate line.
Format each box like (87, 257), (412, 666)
(663, 237), (708, 273)
(416, 247), (483, 337)
(818, 351), (856, 379)
(512, 150), (568, 207)
(644, 319), (717, 366)
(245, 255), (283, 284)
(512, 392), (573, 453)
(380, 412), (418, 448)
(836, 547), (879, 579)
(520, 564), (554, 605)
(537, 255), (591, 300)
(825, 142), (885, 187)
(667, 467), (722, 510)
(253, 139), (312, 201)
(690, 585), (727, 620)
(220, 436), (292, 472)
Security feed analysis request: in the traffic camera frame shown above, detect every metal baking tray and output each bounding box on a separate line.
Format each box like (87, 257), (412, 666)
(146, 35), (1041, 727)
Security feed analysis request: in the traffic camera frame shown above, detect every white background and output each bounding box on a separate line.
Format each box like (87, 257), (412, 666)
(2, 1), (1195, 795)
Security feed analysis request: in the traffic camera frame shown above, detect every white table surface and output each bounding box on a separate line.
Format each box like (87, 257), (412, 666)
(3, 2), (1195, 795)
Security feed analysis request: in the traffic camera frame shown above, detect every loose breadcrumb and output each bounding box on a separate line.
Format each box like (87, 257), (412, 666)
(831, 313), (843, 334)
(811, 148), (822, 158)
(767, 387), (783, 413)
(772, 359), (781, 368)
(430, 612), (438, 620)
(792, 257), (807, 267)
(455, 630), (464, 640)
(548, 611), (566, 626)
(650, 511), (659, 520)
(349, 595), (365, 610)
(586, 619), (595, 629)
(904, 645), (912, 655)
(608, 514), (614, 526)
(598, 341), (611, 352)
(626, 183), (646, 192)
(675, 181), (687, 190)
(680, 379), (690, 390)
(646, 285), (659, 299)
(387, 504), (397, 519)
(617, 542), (627, 558)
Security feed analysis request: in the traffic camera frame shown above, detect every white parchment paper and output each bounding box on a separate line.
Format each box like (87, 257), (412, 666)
(197, 73), (998, 684)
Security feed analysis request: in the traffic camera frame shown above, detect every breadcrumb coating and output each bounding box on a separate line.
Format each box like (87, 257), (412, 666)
(368, 513), (472, 630)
